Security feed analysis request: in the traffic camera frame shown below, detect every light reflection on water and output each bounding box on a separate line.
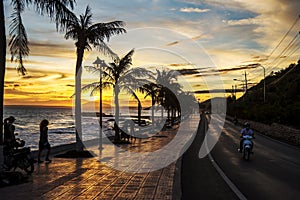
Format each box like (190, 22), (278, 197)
(4, 106), (163, 151)
(3, 106), (102, 151)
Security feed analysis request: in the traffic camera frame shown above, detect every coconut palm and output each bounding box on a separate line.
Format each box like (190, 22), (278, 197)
(131, 91), (142, 126)
(0, 0), (75, 172)
(62, 6), (126, 150)
(155, 69), (181, 123)
(138, 82), (159, 127)
(83, 49), (151, 142)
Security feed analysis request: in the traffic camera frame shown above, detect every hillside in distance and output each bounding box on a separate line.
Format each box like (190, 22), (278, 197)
(227, 60), (300, 128)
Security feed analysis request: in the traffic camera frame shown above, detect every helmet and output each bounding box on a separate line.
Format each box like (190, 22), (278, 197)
(8, 116), (15, 122)
(244, 122), (250, 128)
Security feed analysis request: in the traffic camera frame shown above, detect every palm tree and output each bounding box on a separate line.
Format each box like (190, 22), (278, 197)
(83, 49), (151, 142)
(156, 69), (181, 123)
(0, 0), (75, 172)
(62, 6), (126, 151)
(139, 82), (159, 127)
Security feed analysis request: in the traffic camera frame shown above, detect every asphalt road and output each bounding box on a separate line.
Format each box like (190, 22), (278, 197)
(181, 116), (300, 199)
(181, 117), (238, 200)
(211, 120), (300, 199)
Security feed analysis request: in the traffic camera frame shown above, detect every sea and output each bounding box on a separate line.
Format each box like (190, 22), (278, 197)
(3, 106), (161, 151)
(3, 106), (113, 151)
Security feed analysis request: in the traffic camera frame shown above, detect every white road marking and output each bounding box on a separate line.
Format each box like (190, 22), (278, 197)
(203, 117), (247, 200)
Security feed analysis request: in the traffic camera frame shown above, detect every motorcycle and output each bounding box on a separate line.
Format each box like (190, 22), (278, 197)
(240, 135), (254, 160)
(3, 138), (35, 175)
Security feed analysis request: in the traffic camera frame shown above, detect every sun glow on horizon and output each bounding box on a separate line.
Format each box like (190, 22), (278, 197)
(3, 0), (300, 107)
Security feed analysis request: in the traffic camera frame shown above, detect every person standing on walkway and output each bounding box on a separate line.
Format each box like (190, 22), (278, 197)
(38, 119), (51, 163)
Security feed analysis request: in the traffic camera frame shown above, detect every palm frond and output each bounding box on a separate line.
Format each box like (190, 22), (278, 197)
(93, 42), (118, 59)
(82, 82), (100, 96)
(88, 21), (126, 42)
(9, 1), (29, 75)
(119, 49), (134, 69)
(84, 65), (99, 74)
(80, 6), (92, 29)
(33, 0), (76, 31)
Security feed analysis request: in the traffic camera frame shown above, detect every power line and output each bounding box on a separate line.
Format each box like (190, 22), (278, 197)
(249, 15), (300, 79)
(273, 40), (300, 68)
(265, 15), (300, 60)
(268, 33), (300, 68)
(269, 62), (298, 85)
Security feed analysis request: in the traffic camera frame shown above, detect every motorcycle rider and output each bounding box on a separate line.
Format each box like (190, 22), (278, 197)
(3, 116), (16, 148)
(239, 122), (254, 153)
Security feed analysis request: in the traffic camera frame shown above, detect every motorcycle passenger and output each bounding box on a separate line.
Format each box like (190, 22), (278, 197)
(239, 122), (254, 153)
(3, 116), (16, 148)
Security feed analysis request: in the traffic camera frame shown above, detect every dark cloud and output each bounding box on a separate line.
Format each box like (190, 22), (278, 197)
(177, 68), (199, 75)
(191, 34), (205, 40)
(218, 63), (260, 73)
(243, 55), (269, 63)
(56, 74), (69, 80)
(4, 81), (18, 85)
(166, 41), (180, 46)
(176, 67), (211, 76)
(194, 88), (244, 94)
(29, 41), (71, 49)
(4, 88), (52, 95)
(169, 63), (191, 67)
(165, 34), (204, 47)
(194, 63), (261, 77)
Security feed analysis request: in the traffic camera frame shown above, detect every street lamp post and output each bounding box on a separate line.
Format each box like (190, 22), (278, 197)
(93, 57), (106, 150)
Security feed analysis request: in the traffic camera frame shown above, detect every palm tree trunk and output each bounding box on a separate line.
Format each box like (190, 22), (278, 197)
(151, 95), (155, 127)
(75, 48), (84, 151)
(0, 0), (6, 172)
(114, 86), (120, 141)
(138, 101), (141, 126)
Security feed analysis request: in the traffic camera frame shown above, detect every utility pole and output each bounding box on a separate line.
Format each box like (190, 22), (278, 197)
(244, 71), (248, 92)
(259, 65), (266, 102)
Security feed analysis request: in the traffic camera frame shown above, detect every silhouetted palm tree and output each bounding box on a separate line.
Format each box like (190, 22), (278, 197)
(156, 69), (181, 123)
(138, 82), (159, 126)
(83, 49), (151, 141)
(62, 6), (126, 150)
(131, 91), (142, 126)
(0, 0), (75, 172)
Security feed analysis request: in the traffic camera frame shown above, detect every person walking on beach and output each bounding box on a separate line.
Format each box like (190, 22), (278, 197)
(38, 119), (51, 163)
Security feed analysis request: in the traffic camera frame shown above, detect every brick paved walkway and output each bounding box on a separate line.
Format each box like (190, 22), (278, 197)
(0, 115), (200, 200)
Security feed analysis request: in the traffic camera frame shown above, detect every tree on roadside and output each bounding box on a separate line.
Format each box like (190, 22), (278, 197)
(62, 6), (126, 151)
(0, 0), (76, 172)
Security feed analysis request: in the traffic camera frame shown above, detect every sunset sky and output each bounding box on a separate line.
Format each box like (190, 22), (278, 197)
(3, 0), (300, 108)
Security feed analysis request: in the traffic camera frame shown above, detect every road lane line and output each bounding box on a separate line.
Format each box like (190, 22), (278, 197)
(203, 117), (247, 200)
(208, 152), (247, 200)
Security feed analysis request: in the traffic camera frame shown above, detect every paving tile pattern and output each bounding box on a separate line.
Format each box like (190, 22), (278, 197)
(0, 131), (182, 199)
(0, 115), (199, 199)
